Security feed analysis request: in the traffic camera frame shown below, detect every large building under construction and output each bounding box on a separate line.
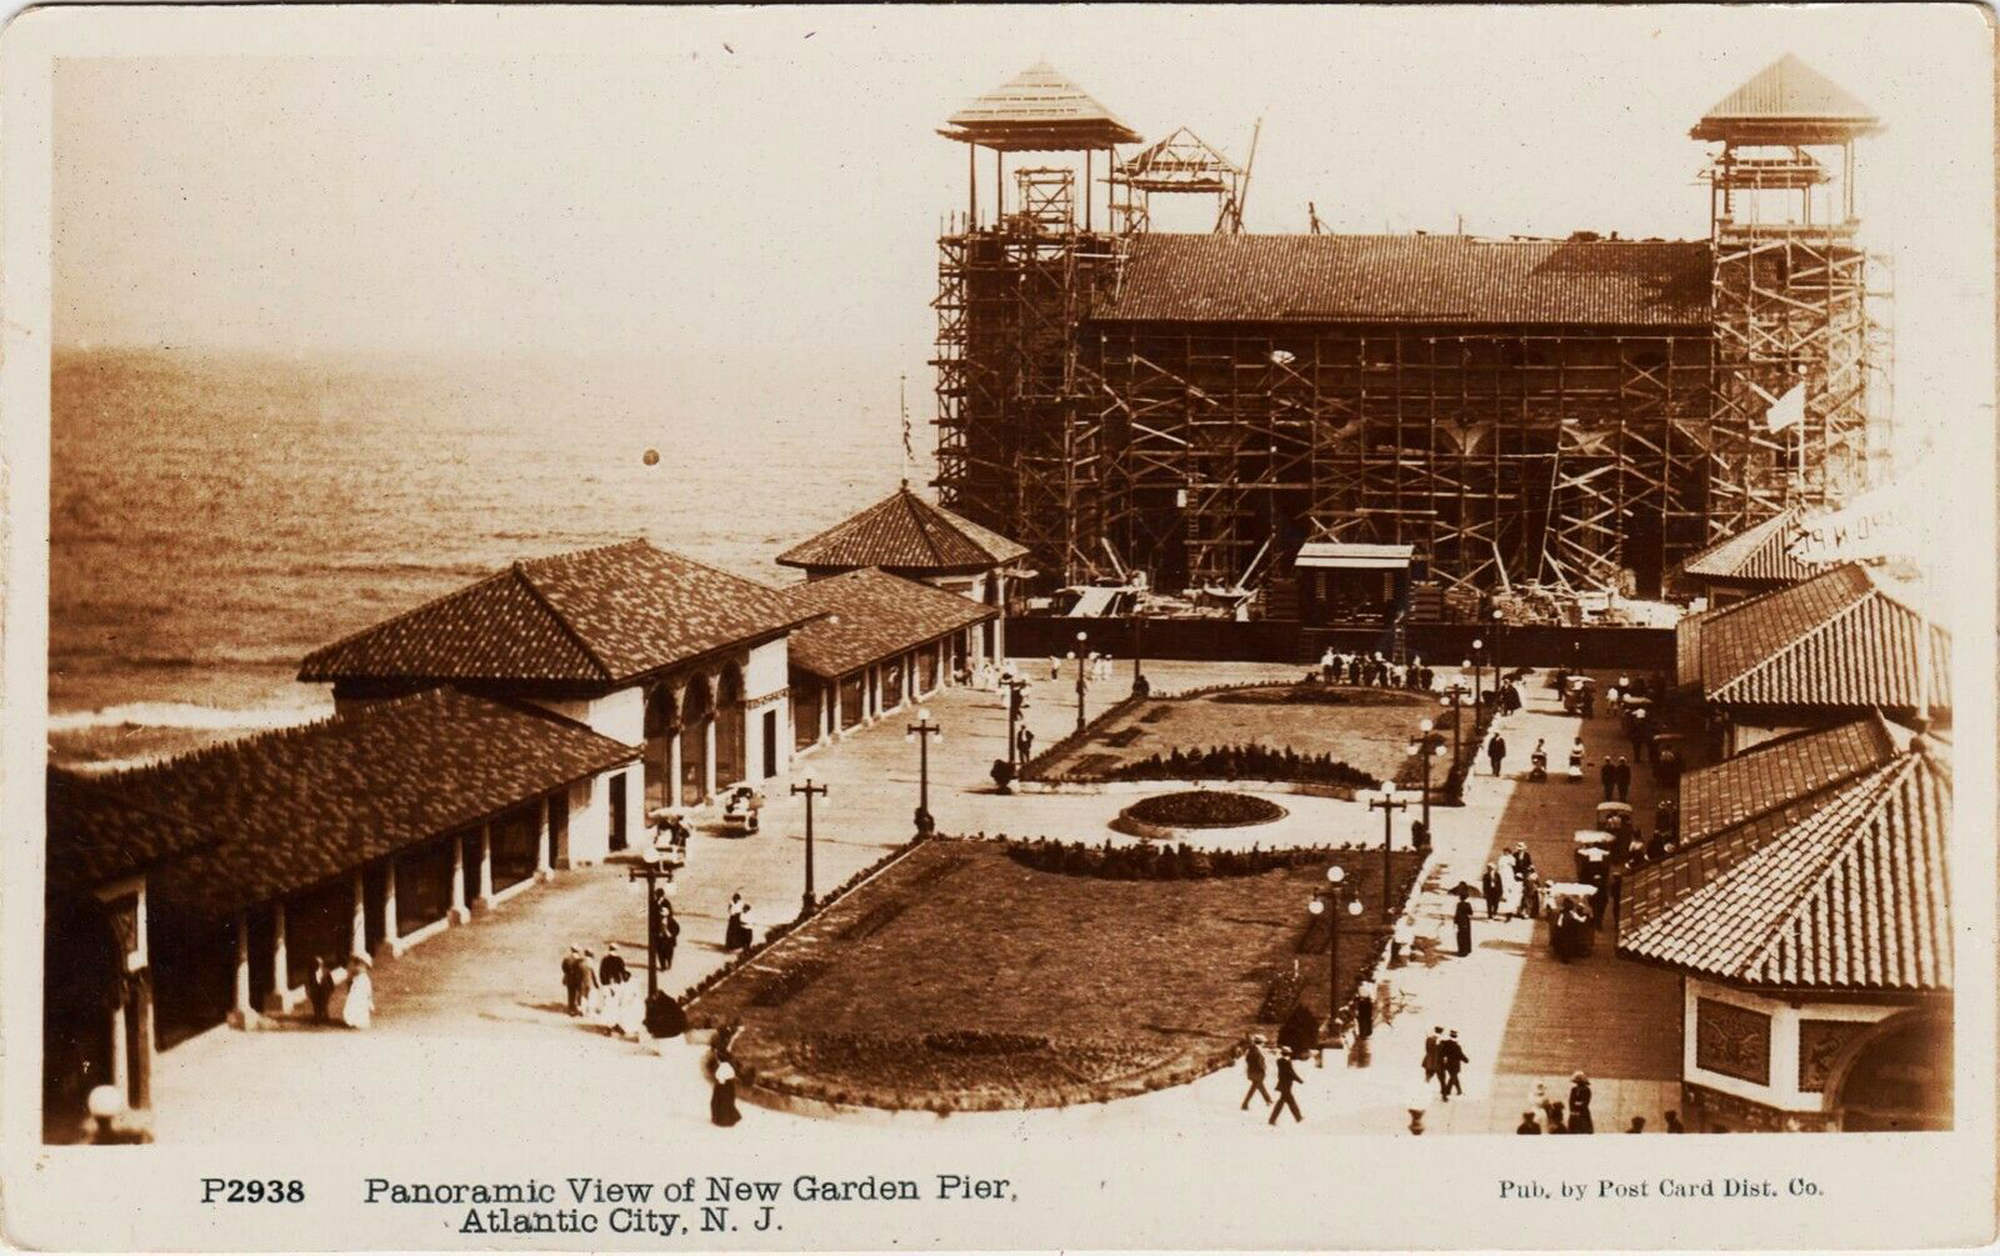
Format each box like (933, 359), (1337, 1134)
(931, 57), (1892, 605)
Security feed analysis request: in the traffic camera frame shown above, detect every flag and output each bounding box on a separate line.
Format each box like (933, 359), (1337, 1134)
(1764, 384), (1805, 433)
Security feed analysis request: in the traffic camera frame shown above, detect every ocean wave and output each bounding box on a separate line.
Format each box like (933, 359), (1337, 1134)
(47, 700), (332, 734)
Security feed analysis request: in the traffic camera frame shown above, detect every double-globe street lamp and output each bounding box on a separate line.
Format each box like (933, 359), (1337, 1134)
(1001, 672), (1029, 770)
(1308, 866), (1366, 1036)
(1063, 630), (1090, 732)
(1440, 681), (1472, 770)
(1408, 717), (1449, 832)
(906, 708), (943, 836)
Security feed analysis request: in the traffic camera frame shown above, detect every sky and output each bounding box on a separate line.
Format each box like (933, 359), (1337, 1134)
(51, 5), (1994, 458)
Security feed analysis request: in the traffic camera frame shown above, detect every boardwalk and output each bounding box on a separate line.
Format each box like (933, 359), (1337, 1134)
(150, 659), (1685, 1141)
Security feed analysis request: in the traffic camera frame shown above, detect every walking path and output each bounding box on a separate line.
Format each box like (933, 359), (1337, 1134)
(149, 660), (1682, 1141)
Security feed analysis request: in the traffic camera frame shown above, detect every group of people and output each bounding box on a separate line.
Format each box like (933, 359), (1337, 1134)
(1421, 1026), (1471, 1101)
(1046, 652), (1118, 683)
(561, 943), (647, 1037)
(1239, 1033), (1311, 1124)
(305, 954), (374, 1029)
(1516, 1072), (1600, 1133)
(1316, 649), (1438, 692)
(1598, 755), (1637, 801)
(1478, 845), (1542, 921)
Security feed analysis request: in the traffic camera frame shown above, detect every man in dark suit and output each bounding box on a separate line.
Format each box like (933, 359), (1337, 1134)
(1436, 1029), (1468, 1100)
(307, 956), (335, 1025)
(599, 944), (629, 985)
(1268, 1048), (1304, 1124)
(1239, 1035), (1272, 1110)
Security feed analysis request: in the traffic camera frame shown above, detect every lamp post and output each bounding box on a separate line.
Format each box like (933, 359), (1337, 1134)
(1407, 718), (1448, 830)
(1368, 781), (1411, 919)
(1489, 609), (1505, 694)
(1001, 672), (1029, 770)
(906, 709), (943, 836)
(790, 778), (828, 914)
(1468, 638), (1485, 710)
(627, 848), (675, 999)
(1065, 630), (1089, 732)
(1441, 681), (1472, 766)
(1307, 866), (1365, 1035)
(1130, 612), (1149, 697)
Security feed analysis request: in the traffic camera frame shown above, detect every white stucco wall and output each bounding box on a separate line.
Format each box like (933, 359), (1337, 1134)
(745, 638), (788, 699)
(1683, 977), (1903, 1113)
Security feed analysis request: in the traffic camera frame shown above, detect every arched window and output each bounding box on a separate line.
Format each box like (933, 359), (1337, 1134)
(715, 666), (746, 788)
(643, 687), (678, 813)
(680, 676), (713, 806)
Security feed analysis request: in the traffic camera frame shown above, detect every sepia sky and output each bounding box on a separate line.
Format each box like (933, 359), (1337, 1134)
(52, 5), (1992, 451)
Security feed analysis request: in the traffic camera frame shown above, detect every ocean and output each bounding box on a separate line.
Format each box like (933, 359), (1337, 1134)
(49, 347), (915, 768)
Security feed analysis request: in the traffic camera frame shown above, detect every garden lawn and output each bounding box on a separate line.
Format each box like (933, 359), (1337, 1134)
(691, 839), (1419, 1111)
(1036, 685), (1437, 783)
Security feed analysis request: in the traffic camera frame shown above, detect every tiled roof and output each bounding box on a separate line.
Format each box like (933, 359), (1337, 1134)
(777, 488), (1030, 574)
(1620, 748), (1951, 991)
(1691, 55), (1880, 141)
(1678, 716), (1900, 847)
(1094, 234), (1714, 326)
(300, 540), (808, 686)
(779, 568), (995, 680)
(1698, 564), (1951, 711)
(940, 61), (1141, 151)
(1679, 510), (1823, 584)
(95, 687), (638, 920)
(46, 769), (221, 893)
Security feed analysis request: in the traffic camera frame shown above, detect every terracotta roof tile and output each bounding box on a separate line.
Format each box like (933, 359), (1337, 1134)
(300, 540), (807, 686)
(777, 488), (1029, 574)
(46, 769), (222, 892)
(1095, 234), (1714, 326)
(1677, 716), (1900, 847)
(780, 569), (995, 680)
(1620, 748), (1951, 991)
(95, 687), (638, 920)
(1679, 510), (1824, 584)
(1696, 564), (1951, 711)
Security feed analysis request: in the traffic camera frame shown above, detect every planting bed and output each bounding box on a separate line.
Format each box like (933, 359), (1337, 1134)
(1121, 789), (1285, 829)
(690, 838), (1422, 1112)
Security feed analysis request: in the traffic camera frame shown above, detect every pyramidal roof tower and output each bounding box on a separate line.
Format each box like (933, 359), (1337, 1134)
(939, 61), (1141, 152)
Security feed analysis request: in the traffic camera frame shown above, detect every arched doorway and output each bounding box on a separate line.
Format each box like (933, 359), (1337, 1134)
(643, 686), (678, 813)
(680, 676), (712, 806)
(1829, 1011), (1953, 1132)
(715, 666), (745, 788)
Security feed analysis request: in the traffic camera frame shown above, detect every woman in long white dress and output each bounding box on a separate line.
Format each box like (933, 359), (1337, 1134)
(339, 955), (374, 1029)
(612, 977), (644, 1039)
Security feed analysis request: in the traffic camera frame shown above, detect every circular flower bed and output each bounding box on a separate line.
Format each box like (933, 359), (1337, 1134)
(1122, 789), (1286, 829)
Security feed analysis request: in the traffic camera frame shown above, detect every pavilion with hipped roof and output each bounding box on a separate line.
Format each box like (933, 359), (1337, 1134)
(777, 486), (1029, 664)
(1620, 736), (1951, 1132)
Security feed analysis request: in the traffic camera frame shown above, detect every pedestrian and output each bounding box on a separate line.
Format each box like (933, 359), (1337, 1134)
(337, 954), (374, 1030)
(562, 946), (583, 1015)
(1600, 757), (1616, 801)
(1453, 895), (1474, 957)
(1481, 862), (1503, 919)
(599, 943), (629, 985)
(1320, 648), (1336, 684)
(1268, 1048), (1304, 1124)
(1614, 756), (1631, 802)
(1546, 1104), (1568, 1134)
(575, 949), (601, 1019)
(651, 889), (675, 969)
(1568, 1071), (1595, 1134)
(1391, 915), (1415, 966)
(1422, 1027), (1442, 1083)
(1517, 1111), (1543, 1134)
(1355, 986), (1375, 1038)
(1016, 724), (1035, 764)
(1665, 1109), (1685, 1134)
(710, 1058), (742, 1127)
(1437, 1029), (1467, 1100)
(1240, 1034), (1272, 1110)
(1487, 734), (1507, 777)
(1626, 1117), (1647, 1133)
(307, 955), (335, 1025)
